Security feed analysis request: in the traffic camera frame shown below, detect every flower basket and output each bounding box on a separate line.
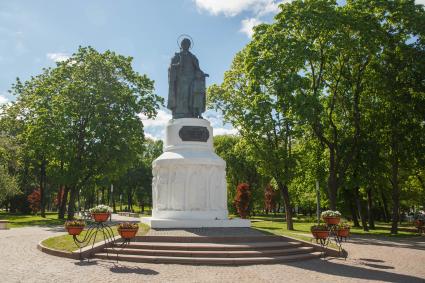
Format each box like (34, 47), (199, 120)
(91, 212), (110, 222)
(312, 230), (329, 239)
(323, 216), (341, 225)
(311, 225), (329, 239)
(65, 220), (85, 236)
(118, 228), (139, 239)
(337, 227), (350, 237)
(66, 226), (84, 236)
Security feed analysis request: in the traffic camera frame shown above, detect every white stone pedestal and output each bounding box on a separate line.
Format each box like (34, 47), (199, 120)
(141, 118), (250, 228)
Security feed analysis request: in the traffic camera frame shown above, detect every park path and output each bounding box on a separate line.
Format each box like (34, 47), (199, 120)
(0, 222), (424, 282)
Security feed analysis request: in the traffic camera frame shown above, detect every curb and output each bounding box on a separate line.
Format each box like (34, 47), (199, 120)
(278, 234), (343, 257)
(37, 237), (112, 260)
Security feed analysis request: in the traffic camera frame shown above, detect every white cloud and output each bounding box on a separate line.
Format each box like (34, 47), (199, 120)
(194, 1), (288, 39)
(204, 110), (238, 136)
(139, 109), (172, 141)
(213, 127), (238, 136)
(46, 52), (70, 62)
(140, 109), (237, 140)
(240, 17), (263, 38)
(416, 0), (425, 4)
(194, 0), (281, 17)
(0, 93), (9, 105)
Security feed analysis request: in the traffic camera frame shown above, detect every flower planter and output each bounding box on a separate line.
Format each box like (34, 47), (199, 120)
(91, 212), (110, 222)
(118, 228), (139, 239)
(312, 230), (329, 239)
(337, 228), (350, 237)
(323, 216), (341, 225)
(66, 226), (84, 236)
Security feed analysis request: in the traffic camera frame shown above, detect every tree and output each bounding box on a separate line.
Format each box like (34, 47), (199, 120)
(351, 0), (425, 233)
(214, 135), (266, 212)
(0, 166), (20, 205)
(3, 46), (163, 219)
(209, 48), (299, 230)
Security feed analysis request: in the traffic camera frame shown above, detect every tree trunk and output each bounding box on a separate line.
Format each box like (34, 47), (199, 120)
(355, 186), (369, 231)
(390, 154), (400, 234)
(381, 190), (389, 222)
(349, 198), (360, 227)
(367, 187), (375, 229)
(278, 181), (293, 230)
(113, 194), (116, 213)
(58, 186), (69, 219)
(327, 147), (337, 210)
(127, 190), (133, 212)
(101, 187), (105, 204)
(40, 159), (47, 218)
(67, 187), (77, 220)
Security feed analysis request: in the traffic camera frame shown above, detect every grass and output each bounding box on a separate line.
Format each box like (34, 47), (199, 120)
(41, 223), (150, 252)
(250, 214), (421, 244)
(0, 211), (65, 228)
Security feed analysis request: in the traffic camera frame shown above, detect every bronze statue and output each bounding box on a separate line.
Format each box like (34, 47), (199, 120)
(167, 38), (208, 119)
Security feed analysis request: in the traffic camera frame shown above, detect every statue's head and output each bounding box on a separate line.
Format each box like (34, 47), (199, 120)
(181, 38), (191, 51)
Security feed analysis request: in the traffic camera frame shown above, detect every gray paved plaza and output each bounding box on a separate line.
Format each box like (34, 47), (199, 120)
(1, 225), (425, 282)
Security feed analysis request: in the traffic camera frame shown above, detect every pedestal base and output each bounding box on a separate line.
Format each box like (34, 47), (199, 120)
(141, 217), (251, 229)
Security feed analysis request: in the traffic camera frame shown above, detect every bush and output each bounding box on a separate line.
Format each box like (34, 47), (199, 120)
(264, 184), (277, 213)
(234, 183), (251, 219)
(27, 188), (41, 214)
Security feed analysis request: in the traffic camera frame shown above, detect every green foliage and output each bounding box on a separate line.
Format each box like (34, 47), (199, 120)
(0, 166), (20, 204)
(213, 135), (266, 212)
(0, 46), (163, 218)
(210, 0), (425, 234)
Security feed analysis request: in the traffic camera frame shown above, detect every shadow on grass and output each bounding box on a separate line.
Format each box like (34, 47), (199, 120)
(287, 259), (424, 283)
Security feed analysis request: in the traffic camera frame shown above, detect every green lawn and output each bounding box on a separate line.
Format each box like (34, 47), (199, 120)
(250, 215), (421, 243)
(41, 223), (150, 252)
(0, 211), (65, 228)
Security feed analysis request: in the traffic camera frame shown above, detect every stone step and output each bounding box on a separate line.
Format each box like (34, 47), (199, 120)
(94, 251), (321, 265)
(133, 235), (288, 243)
(104, 246), (315, 258)
(112, 241), (303, 251)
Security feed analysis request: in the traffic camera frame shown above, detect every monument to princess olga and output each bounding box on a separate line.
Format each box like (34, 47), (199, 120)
(142, 37), (250, 228)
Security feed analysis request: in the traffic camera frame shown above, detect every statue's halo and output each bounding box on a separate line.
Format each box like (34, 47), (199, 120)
(177, 34), (194, 50)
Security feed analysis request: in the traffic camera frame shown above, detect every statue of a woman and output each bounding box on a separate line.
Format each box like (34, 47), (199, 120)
(167, 38), (208, 119)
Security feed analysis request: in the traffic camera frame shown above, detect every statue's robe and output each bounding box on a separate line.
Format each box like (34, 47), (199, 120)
(167, 50), (206, 118)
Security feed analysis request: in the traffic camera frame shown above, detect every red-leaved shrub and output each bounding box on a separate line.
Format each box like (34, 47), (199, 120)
(234, 183), (251, 219)
(27, 188), (41, 214)
(264, 184), (277, 214)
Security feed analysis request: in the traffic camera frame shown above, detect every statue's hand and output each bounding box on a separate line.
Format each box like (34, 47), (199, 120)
(204, 73), (209, 78)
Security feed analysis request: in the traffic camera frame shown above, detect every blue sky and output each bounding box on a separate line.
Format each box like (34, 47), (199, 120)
(1, 0), (424, 139)
(0, 0), (282, 139)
